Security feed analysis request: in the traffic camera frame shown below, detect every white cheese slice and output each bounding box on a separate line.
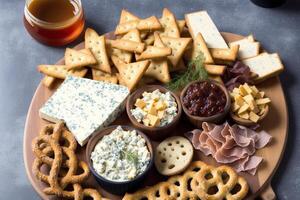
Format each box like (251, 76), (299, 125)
(185, 11), (228, 49)
(242, 53), (284, 81)
(230, 38), (260, 60)
(39, 76), (130, 146)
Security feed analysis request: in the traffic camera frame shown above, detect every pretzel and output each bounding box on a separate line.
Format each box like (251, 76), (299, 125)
(32, 122), (103, 200)
(122, 161), (248, 200)
(191, 165), (248, 200)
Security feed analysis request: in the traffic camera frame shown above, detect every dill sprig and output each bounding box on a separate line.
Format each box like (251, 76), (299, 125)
(121, 150), (138, 167)
(167, 53), (208, 91)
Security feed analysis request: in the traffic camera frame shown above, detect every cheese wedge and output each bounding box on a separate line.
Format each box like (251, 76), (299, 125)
(242, 52), (284, 82)
(230, 36), (260, 60)
(185, 11), (228, 49)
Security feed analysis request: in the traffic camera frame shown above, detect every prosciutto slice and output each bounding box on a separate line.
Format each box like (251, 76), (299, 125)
(185, 122), (272, 175)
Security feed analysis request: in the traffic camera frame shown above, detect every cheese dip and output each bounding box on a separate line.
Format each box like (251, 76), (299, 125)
(131, 89), (178, 127)
(91, 126), (151, 182)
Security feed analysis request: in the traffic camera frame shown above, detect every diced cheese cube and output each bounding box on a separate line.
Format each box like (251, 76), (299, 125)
(135, 99), (146, 109)
(239, 112), (249, 119)
(239, 85), (248, 96)
(155, 101), (167, 111)
(143, 118), (150, 126)
(232, 102), (240, 112)
(243, 94), (254, 104)
(238, 104), (250, 114)
(235, 95), (244, 106)
(157, 110), (165, 119)
(249, 111), (260, 122)
(259, 107), (266, 115)
(148, 104), (157, 115)
(148, 114), (160, 127)
(252, 105), (259, 114)
(250, 86), (259, 96)
(232, 88), (240, 94)
(243, 83), (253, 94)
(256, 98), (271, 105)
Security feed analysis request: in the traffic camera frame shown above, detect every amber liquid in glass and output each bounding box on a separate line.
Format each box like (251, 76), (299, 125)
(24, 0), (85, 46)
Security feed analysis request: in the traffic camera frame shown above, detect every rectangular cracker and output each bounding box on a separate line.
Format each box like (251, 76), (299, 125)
(209, 44), (239, 61)
(85, 28), (111, 73)
(204, 64), (226, 75)
(185, 11), (228, 48)
(110, 39), (145, 53)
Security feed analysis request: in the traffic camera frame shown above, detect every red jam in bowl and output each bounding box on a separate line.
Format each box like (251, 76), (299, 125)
(182, 81), (226, 117)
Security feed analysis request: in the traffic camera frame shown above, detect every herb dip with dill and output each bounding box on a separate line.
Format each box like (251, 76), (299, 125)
(91, 126), (151, 182)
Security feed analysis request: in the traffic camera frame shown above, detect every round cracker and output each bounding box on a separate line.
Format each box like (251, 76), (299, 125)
(154, 136), (193, 176)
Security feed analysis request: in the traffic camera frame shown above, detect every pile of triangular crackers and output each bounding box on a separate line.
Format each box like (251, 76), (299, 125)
(38, 9), (283, 91)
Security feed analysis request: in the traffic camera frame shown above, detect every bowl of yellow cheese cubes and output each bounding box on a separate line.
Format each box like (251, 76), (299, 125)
(126, 85), (182, 140)
(230, 83), (271, 126)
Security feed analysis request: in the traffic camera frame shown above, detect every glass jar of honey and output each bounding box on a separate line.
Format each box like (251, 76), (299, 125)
(24, 0), (85, 46)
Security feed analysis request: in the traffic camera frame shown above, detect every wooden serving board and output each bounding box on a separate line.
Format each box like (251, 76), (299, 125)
(23, 32), (288, 200)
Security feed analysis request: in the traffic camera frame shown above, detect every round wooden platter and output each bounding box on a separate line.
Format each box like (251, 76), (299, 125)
(23, 32), (288, 200)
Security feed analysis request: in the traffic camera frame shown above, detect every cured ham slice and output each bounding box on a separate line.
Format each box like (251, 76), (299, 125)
(185, 122), (272, 175)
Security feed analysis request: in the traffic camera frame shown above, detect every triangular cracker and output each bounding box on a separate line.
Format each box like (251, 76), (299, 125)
(85, 28), (111, 73)
(160, 36), (192, 66)
(137, 46), (171, 61)
(115, 16), (162, 35)
(188, 33), (214, 64)
(92, 69), (118, 84)
(177, 20), (186, 34)
(159, 8), (180, 38)
(119, 9), (140, 24)
(111, 56), (150, 90)
(38, 65), (88, 79)
(106, 39), (132, 63)
(123, 29), (142, 42)
(42, 76), (56, 88)
(110, 39), (145, 53)
(144, 33), (155, 45)
(65, 48), (97, 69)
(144, 32), (171, 83)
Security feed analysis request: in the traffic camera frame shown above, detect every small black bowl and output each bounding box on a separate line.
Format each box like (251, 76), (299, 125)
(86, 125), (154, 195)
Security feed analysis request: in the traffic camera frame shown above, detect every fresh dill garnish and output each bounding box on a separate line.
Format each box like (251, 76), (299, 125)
(121, 150), (138, 167)
(167, 53), (208, 91)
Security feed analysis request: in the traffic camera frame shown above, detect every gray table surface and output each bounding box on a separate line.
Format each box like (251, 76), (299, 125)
(1, 0), (299, 199)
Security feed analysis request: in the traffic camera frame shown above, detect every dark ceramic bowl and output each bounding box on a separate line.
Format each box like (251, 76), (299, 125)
(86, 125), (154, 195)
(126, 85), (182, 140)
(180, 80), (231, 128)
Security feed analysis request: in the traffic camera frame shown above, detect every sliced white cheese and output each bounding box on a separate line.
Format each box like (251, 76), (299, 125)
(242, 53), (284, 81)
(185, 10), (228, 49)
(230, 38), (260, 60)
(39, 76), (130, 146)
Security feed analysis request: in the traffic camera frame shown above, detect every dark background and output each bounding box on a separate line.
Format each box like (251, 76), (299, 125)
(0, 0), (299, 199)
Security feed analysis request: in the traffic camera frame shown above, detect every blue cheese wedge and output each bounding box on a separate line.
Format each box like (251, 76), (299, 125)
(39, 76), (130, 146)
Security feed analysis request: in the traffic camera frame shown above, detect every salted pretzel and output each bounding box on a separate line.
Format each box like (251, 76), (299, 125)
(191, 165), (248, 200)
(122, 161), (248, 200)
(32, 122), (103, 200)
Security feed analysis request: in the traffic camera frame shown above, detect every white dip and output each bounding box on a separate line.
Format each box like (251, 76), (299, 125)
(91, 126), (151, 182)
